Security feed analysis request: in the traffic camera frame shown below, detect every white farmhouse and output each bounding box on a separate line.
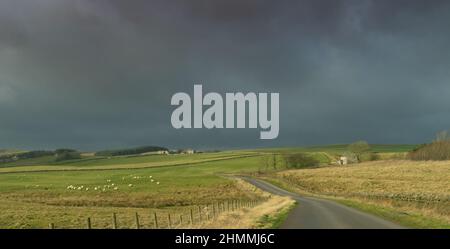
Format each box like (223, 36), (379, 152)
(338, 156), (348, 165)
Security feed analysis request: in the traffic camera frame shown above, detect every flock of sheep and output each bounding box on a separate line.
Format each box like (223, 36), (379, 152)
(66, 174), (160, 192)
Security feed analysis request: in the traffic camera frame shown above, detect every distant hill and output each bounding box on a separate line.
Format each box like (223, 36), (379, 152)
(0, 149), (25, 156)
(95, 146), (168, 157)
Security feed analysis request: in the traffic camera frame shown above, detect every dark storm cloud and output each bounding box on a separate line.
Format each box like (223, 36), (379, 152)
(1, 0), (450, 150)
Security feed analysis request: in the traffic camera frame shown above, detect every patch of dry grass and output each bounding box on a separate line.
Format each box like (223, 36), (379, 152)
(194, 179), (294, 229)
(196, 196), (294, 229)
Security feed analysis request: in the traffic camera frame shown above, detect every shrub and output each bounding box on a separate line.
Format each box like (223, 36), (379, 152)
(55, 151), (81, 162)
(17, 150), (55, 159)
(348, 141), (370, 162)
(284, 153), (320, 169)
(55, 148), (77, 154)
(360, 152), (380, 162)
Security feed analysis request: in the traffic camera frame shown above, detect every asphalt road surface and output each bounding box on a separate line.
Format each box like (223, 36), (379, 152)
(243, 177), (404, 229)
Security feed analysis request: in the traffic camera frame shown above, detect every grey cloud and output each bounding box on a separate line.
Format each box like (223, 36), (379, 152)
(1, 0), (450, 150)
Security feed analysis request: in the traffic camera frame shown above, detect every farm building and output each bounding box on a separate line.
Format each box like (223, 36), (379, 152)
(338, 156), (348, 165)
(181, 149), (195, 154)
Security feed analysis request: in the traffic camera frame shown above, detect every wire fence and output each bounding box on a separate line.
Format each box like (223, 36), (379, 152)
(48, 199), (262, 229)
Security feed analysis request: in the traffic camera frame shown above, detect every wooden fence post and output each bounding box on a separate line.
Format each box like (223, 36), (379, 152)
(190, 209), (194, 225)
(135, 212), (140, 229)
(112, 213), (117, 229)
(179, 214), (183, 226)
(198, 206), (202, 221)
(87, 217), (92, 229)
(168, 213), (172, 229)
(153, 212), (158, 229)
(49, 223), (55, 229)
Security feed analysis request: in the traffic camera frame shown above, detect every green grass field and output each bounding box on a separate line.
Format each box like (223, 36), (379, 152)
(0, 153), (270, 228)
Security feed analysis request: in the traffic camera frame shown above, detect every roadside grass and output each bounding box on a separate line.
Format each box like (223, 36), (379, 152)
(194, 178), (293, 229)
(334, 199), (450, 229)
(197, 196), (295, 229)
(255, 201), (297, 228)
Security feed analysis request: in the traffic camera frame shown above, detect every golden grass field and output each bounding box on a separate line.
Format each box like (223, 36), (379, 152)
(268, 160), (450, 227)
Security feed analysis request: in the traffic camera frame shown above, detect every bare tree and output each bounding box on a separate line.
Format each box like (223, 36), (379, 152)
(272, 153), (277, 170)
(435, 130), (450, 142)
(348, 140), (370, 162)
(259, 154), (271, 172)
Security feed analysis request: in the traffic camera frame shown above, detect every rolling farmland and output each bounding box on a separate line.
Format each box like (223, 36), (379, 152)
(1, 144), (448, 229)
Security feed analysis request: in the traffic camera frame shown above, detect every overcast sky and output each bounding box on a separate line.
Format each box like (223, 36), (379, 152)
(1, 0), (450, 151)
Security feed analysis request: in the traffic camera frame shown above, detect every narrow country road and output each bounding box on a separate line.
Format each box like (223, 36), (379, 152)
(243, 177), (404, 229)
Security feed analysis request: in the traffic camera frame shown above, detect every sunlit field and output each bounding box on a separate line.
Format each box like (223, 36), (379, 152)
(268, 160), (450, 227)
